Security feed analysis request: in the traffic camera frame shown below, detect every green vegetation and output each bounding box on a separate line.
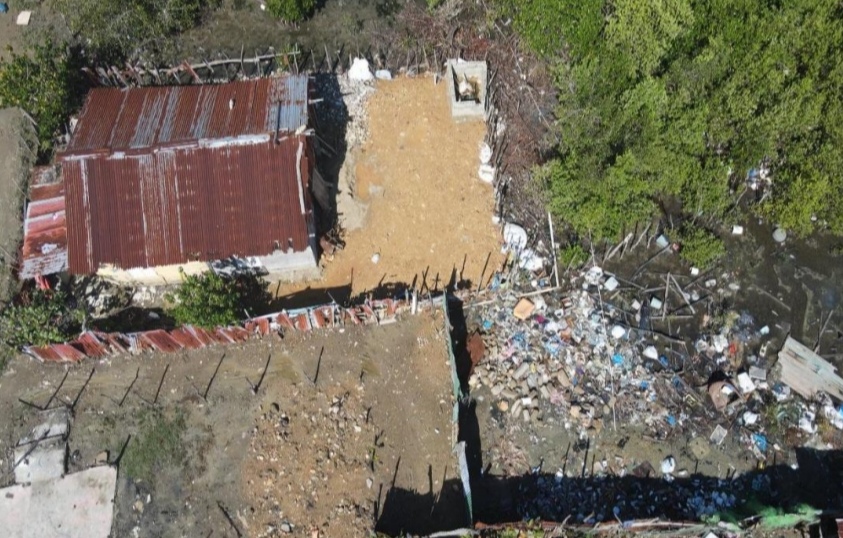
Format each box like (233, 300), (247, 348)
(502, 0), (843, 241)
(51, 0), (211, 59)
(558, 243), (589, 268)
(264, 0), (316, 22)
(674, 225), (725, 269)
(0, 42), (83, 156)
(166, 271), (270, 329)
(122, 409), (186, 483)
(704, 498), (820, 529)
(0, 289), (84, 349)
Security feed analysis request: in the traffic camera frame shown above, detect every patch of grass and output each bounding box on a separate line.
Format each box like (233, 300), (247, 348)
(122, 409), (187, 484)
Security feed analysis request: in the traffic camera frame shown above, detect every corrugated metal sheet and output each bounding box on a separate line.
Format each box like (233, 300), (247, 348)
(65, 76), (310, 155)
(19, 167), (69, 278)
(64, 136), (313, 273)
(24, 298), (404, 363)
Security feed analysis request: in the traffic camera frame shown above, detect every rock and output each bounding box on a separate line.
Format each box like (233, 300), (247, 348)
(366, 477), (373, 488)
(375, 69), (392, 80)
(497, 400), (509, 412)
(513, 362), (531, 380)
(479, 143), (493, 164)
(281, 522), (293, 533)
(95, 451), (109, 464)
(491, 384), (505, 396)
(270, 402), (280, 413)
(133, 500), (144, 513)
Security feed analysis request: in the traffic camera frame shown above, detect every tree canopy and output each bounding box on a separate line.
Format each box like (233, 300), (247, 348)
(505, 0), (843, 240)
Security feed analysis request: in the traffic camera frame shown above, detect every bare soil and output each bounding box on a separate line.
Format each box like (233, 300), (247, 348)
(0, 312), (459, 537)
(278, 76), (505, 301)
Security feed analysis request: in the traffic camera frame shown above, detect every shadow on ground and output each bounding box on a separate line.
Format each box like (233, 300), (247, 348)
(374, 296), (843, 535)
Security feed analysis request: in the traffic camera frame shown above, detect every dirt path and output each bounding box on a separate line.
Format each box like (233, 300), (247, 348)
(0, 312), (460, 537)
(277, 76), (504, 302)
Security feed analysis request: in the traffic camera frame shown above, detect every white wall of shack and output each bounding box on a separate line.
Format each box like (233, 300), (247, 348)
(96, 246), (318, 285)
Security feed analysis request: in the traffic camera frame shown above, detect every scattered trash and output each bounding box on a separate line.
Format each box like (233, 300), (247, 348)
(710, 424), (728, 445)
(660, 456), (676, 474)
(502, 223), (529, 252)
(732, 225), (745, 235)
(513, 298), (535, 320)
(656, 235), (670, 248)
(374, 69), (392, 80)
(773, 228), (787, 243)
(371, 253), (380, 264)
(603, 276), (619, 291)
(17, 10), (31, 26)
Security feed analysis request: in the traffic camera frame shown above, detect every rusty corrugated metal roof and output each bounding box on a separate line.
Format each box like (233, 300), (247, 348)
(64, 135), (313, 273)
(65, 76), (310, 155)
(61, 75), (315, 274)
(19, 167), (69, 279)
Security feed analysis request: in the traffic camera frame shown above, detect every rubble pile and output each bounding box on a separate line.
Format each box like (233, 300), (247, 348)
(314, 73), (375, 150)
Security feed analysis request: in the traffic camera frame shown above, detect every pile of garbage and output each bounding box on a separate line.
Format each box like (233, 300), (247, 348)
(469, 262), (843, 455)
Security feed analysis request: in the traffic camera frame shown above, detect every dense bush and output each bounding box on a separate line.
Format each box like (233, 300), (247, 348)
(166, 271), (270, 329)
(674, 226), (725, 269)
(502, 0), (843, 239)
(0, 42), (80, 156)
(264, 0), (316, 22)
(558, 243), (589, 268)
(51, 0), (211, 58)
(0, 289), (85, 349)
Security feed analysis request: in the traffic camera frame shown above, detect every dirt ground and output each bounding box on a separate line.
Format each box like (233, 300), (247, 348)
(279, 76), (504, 301)
(0, 311), (461, 537)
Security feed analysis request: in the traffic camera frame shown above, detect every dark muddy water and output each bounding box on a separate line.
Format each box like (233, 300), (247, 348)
(726, 218), (843, 362)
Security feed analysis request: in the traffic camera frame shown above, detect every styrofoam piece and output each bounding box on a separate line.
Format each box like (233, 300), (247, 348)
(348, 58), (374, 81)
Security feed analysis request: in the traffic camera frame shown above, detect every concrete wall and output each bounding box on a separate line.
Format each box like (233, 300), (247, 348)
(446, 60), (488, 122)
(97, 261), (210, 286)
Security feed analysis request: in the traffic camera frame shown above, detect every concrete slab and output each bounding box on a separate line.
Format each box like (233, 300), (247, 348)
(0, 466), (118, 538)
(14, 439), (65, 484)
(446, 60), (487, 121)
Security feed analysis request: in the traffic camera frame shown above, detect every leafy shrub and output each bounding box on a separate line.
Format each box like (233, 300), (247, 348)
(558, 243), (589, 268)
(0, 42), (80, 157)
(166, 271), (270, 329)
(264, 0), (316, 22)
(51, 0), (210, 59)
(0, 289), (85, 349)
(675, 225), (725, 269)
